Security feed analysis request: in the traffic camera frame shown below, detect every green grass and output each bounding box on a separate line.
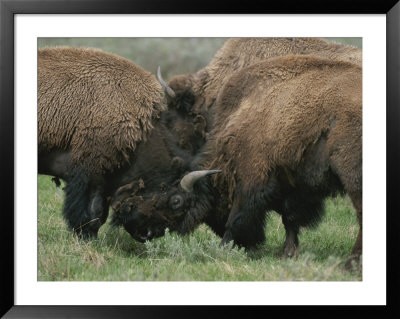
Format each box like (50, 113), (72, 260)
(38, 175), (361, 281)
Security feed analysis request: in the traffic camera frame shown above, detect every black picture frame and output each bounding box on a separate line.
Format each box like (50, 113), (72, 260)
(1, 0), (399, 318)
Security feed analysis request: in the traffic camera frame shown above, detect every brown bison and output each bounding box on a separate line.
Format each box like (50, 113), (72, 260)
(158, 37), (361, 155)
(112, 55), (362, 268)
(38, 47), (176, 239)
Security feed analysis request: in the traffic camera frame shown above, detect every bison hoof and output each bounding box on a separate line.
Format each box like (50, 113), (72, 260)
(51, 177), (61, 187)
(220, 231), (234, 247)
(344, 255), (362, 272)
(281, 244), (299, 259)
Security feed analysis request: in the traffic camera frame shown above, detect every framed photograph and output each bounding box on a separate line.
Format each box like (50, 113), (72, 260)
(1, 0), (399, 317)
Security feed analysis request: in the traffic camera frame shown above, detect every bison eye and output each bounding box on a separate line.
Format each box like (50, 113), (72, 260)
(169, 195), (184, 210)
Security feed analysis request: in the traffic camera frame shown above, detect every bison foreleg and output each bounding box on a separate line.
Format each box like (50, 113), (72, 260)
(81, 187), (109, 239)
(221, 193), (267, 248)
(281, 217), (300, 259)
(63, 170), (108, 239)
(221, 230), (234, 246)
(278, 192), (326, 259)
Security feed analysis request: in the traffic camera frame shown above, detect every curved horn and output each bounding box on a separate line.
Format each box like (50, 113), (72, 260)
(180, 170), (222, 193)
(157, 66), (176, 98)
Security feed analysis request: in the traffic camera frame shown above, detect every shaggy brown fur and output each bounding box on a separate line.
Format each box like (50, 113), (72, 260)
(198, 54), (362, 265)
(204, 54), (361, 203)
(192, 38), (361, 111)
(166, 38), (361, 150)
(38, 47), (165, 175)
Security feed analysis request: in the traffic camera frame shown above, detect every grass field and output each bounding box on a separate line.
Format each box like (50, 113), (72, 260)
(38, 175), (361, 281)
(38, 37), (362, 281)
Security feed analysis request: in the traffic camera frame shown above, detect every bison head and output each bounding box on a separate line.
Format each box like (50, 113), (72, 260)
(157, 67), (209, 155)
(110, 167), (221, 242)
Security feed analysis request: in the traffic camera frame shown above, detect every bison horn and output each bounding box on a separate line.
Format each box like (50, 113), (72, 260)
(180, 170), (222, 192)
(157, 66), (176, 98)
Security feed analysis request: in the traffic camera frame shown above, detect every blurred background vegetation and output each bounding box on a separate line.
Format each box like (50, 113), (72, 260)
(38, 38), (361, 80)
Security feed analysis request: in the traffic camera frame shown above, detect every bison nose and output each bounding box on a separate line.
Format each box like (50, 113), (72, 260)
(147, 230), (153, 238)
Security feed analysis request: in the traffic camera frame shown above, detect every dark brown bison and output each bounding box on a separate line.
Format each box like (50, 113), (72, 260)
(38, 47), (189, 239)
(158, 37), (361, 155)
(112, 55), (362, 268)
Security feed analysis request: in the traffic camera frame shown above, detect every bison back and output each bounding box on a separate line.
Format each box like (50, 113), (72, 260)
(38, 47), (165, 174)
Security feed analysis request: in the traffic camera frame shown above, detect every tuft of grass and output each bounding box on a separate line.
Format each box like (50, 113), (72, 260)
(144, 228), (247, 264)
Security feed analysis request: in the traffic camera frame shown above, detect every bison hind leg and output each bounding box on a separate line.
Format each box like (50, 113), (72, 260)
(344, 191), (362, 271)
